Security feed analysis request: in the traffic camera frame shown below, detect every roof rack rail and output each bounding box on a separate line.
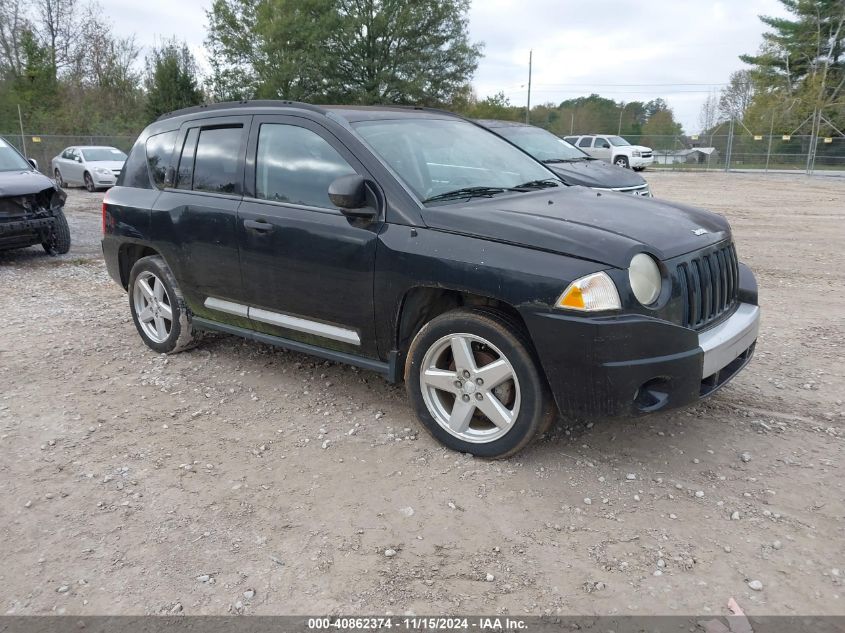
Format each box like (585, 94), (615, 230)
(155, 100), (329, 122)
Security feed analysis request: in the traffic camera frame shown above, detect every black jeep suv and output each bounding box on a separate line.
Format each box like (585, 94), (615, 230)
(102, 101), (759, 458)
(0, 137), (70, 255)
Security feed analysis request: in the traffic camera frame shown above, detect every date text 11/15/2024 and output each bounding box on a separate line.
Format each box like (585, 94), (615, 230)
(307, 616), (528, 630)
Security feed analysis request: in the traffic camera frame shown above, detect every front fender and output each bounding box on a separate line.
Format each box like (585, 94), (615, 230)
(373, 224), (606, 358)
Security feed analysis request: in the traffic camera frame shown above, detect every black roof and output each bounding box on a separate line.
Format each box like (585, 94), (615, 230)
(156, 100), (460, 124)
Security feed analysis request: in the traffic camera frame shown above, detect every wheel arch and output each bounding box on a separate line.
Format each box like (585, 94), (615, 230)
(394, 286), (530, 357)
(117, 243), (162, 289)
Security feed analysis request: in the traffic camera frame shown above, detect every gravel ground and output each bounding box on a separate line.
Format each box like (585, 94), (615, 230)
(0, 173), (843, 616)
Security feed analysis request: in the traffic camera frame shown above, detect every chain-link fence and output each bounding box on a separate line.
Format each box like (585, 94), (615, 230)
(3, 129), (844, 177)
(0, 133), (136, 176)
(589, 133), (845, 174)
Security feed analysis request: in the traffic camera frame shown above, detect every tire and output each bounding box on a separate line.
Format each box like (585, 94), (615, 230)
(128, 255), (200, 354)
(614, 156), (630, 169)
(405, 308), (554, 458)
(54, 168), (65, 187)
(84, 172), (96, 192)
(41, 208), (71, 255)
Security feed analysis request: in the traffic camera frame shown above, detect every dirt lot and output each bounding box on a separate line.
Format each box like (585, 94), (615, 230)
(1, 172), (843, 616)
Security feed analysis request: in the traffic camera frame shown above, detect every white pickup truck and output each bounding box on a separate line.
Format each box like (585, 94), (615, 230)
(563, 134), (654, 170)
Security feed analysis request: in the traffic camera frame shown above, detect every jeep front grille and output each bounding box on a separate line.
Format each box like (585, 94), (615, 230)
(676, 242), (739, 330)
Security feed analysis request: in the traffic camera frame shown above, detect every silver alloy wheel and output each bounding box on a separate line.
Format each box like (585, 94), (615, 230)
(615, 158), (628, 167)
(419, 333), (521, 444)
(133, 271), (173, 344)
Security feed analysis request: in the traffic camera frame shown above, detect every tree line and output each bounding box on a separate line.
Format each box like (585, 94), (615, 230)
(0, 0), (204, 135)
(700, 0), (843, 138)
(1, 0), (841, 146)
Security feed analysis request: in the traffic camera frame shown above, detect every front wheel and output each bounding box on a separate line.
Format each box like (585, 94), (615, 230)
(84, 172), (96, 192)
(405, 308), (554, 458)
(614, 156), (630, 169)
(54, 168), (65, 187)
(128, 255), (200, 354)
(42, 209), (71, 255)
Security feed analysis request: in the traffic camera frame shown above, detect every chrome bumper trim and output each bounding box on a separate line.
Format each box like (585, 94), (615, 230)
(699, 302), (760, 377)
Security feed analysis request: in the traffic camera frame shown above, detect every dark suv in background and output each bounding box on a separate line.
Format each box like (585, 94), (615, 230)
(102, 101), (759, 458)
(477, 120), (651, 196)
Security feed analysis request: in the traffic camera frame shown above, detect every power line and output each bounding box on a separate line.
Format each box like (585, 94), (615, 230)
(509, 89), (725, 94)
(529, 82), (730, 87)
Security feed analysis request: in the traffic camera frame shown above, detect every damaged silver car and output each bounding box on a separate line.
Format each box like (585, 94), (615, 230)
(0, 137), (70, 255)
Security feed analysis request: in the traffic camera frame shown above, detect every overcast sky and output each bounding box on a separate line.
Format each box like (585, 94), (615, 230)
(104, 0), (788, 133)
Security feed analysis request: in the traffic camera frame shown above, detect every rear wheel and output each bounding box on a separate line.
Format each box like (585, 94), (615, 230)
(406, 308), (553, 458)
(84, 172), (96, 192)
(614, 156), (630, 169)
(41, 209), (71, 255)
(128, 255), (199, 354)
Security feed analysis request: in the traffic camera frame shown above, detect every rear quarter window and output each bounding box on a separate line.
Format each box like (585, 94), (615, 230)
(119, 138), (152, 189)
(145, 130), (178, 189)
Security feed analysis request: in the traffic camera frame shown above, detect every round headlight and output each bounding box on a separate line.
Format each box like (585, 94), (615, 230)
(629, 253), (662, 305)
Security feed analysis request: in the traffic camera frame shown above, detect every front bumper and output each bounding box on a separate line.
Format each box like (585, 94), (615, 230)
(630, 155), (654, 169)
(523, 300), (759, 418)
(0, 216), (56, 249)
(92, 173), (117, 187)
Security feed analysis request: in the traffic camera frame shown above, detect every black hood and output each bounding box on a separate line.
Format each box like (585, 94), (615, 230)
(0, 169), (60, 197)
(546, 159), (646, 189)
(422, 186), (730, 268)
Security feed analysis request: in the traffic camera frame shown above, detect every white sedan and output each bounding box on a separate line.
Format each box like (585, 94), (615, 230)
(51, 146), (127, 191)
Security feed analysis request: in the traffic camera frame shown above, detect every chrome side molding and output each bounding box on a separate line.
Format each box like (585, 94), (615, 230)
(203, 297), (360, 346)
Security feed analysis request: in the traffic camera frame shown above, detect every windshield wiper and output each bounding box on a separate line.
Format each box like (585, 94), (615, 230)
(423, 186), (520, 203)
(542, 158), (580, 164)
(513, 178), (561, 189)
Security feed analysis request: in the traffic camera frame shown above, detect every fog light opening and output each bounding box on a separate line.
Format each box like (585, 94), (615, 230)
(634, 378), (671, 412)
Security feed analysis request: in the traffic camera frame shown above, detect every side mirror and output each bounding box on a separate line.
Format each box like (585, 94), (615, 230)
(28, 158), (38, 170)
(328, 174), (375, 218)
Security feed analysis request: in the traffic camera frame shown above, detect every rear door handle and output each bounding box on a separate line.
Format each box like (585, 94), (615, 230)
(244, 219), (273, 232)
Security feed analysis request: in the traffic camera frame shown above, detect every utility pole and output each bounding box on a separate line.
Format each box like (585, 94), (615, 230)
(617, 102), (627, 135)
(17, 104), (27, 158)
(525, 49), (532, 125)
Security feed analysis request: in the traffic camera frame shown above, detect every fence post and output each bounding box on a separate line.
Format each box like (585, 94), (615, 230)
(765, 111), (774, 172)
(805, 108), (819, 176)
(17, 104), (28, 158)
(725, 118), (734, 172)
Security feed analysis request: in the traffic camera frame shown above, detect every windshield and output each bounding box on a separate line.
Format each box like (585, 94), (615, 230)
(0, 138), (32, 172)
(352, 118), (557, 203)
(495, 126), (589, 162)
(81, 147), (127, 162)
(607, 136), (631, 147)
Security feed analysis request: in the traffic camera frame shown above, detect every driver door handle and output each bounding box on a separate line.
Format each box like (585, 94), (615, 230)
(244, 219), (273, 232)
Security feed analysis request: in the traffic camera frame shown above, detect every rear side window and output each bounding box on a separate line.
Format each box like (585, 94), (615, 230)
(192, 126), (243, 194)
(145, 130), (177, 189)
(119, 139), (152, 189)
(578, 137), (592, 148)
(255, 124), (356, 208)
